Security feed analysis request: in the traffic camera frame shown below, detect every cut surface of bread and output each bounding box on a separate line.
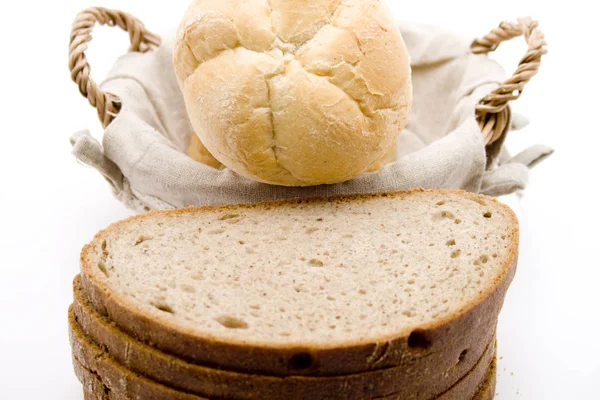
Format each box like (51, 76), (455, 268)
(70, 305), (497, 400)
(80, 190), (518, 375)
(72, 278), (492, 400)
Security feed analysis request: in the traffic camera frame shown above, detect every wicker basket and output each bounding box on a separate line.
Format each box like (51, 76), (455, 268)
(68, 7), (548, 211)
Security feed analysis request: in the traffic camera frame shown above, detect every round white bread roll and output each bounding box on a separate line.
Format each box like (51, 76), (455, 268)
(174, 0), (412, 186)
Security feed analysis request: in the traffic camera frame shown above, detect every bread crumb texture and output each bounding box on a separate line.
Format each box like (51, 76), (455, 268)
(84, 191), (517, 346)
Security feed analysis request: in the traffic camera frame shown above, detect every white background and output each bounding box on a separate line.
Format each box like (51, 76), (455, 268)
(0, 0), (597, 399)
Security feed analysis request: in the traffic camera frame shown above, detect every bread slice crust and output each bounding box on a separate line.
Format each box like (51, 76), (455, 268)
(79, 189), (519, 376)
(70, 306), (497, 400)
(73, 275), (491, 399)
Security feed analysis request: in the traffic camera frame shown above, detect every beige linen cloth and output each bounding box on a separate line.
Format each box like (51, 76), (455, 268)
(70, 22), (552, 212)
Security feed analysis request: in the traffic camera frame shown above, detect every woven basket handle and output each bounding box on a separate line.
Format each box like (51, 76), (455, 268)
(69, 7), (161, 128)
(472, 17), (547, 145)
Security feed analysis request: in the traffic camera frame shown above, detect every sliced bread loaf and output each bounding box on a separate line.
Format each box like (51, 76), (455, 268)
(69, 306), (497, 400)
(472, 356), (497, 400)
(69, 308), (203, 400)
(79, 190), (518, 376)
(73, 355), (497, 400)
(434, 344), (496, 400)
(72, 275), (493, 399)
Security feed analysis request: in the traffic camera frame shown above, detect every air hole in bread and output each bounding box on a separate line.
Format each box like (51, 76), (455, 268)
(135, 236), (151, 246)
(208, 229), (226, 235)
(451, 249), (462, 259)
(215, 315), (248, 329)
(446, 239), (456, 246)
(483, 212), (493, 219)
(219, 213), (240, 221)
(454, 219), (462, 225)
(289, 353), (313, 370)
(408, 330), (431, 350)
(436, 201), (446, 206)
(97, 261), (109, 277)
(238, 240), (246, 245)
(152, 302), (174, 314)
(458, 349), (469, 364)
(309, 259), (324, 267)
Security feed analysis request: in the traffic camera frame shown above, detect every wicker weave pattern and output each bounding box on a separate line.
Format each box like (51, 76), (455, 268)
(472, 17), (547, 144)
(68, 7), (161, 128)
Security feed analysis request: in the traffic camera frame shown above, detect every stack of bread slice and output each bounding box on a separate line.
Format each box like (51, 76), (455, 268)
(69, 190), (518, 400)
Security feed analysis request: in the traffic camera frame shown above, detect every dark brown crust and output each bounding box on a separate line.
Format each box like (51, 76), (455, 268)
(70, 306), (204, 400)
(73, 275), (492, 400)
(75, 358), (496, 400)
(473, 354), (497, 400)
(79, 189), (519, 376)
(379, 343), (497, 400)
(435, 345), (496, 400)
(75, 357), (497, 400)
(70, 304), (497, 400)
(72, 355), (109, 400)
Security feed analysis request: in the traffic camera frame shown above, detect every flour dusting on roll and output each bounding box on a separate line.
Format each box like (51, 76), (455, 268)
(174, 0), (412, 186)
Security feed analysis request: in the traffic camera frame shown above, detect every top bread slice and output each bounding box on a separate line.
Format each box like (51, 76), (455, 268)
(79, 189), (518, 376)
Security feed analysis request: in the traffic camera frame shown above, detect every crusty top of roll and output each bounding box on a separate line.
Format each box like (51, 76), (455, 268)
(174, 0), (412, 186)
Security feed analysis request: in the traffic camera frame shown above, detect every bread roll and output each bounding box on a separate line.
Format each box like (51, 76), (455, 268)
(174, 0), (412, 186)
(187, 134), (225, 170)
(187, 131), (397, 171)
